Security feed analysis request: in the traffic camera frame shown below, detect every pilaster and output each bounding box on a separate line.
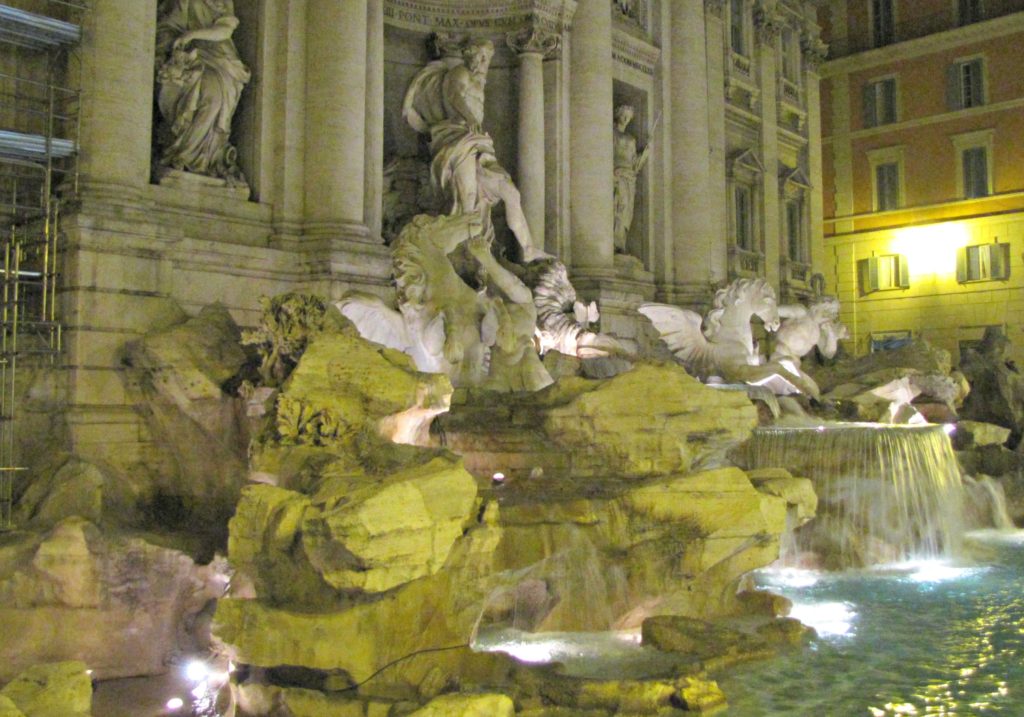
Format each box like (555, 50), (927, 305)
(758, 16), (782, 294)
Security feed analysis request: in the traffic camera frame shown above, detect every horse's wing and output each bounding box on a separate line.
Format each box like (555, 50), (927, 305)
(638, 303), (715, 377)
(336, 293), (410, 353)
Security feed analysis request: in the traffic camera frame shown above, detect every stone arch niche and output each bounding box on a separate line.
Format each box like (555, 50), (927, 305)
(381, 0), (574, 254)
(151, 0), (263, 201)
(611, 5), (659, 275)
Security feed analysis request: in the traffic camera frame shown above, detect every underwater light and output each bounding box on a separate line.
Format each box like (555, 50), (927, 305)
(166, 697), (184, 711)
(492, 472), (506, 482)
(789, 601), (856, 637)
(943, 423), (956, 435)
(760, 568), (820, 589)
(185, 660), (209, 682)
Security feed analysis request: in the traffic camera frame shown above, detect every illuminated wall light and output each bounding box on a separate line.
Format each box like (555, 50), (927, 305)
(890, 222), (970, 277)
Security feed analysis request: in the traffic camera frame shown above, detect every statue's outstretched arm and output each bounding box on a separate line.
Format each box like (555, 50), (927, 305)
(467, 237), (533, 305)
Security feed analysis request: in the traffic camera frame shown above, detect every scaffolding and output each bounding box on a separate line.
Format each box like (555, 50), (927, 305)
(0, 1), (83, 530)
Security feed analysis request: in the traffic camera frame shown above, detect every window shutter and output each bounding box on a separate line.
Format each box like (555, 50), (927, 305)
(946, 64), (961, 110)
(897, 254), (910, 288)
(956, 246), (968, 283)
(863, 83), (877, 128)
(969, 59), (984, 105)
(882, 79), (897, 123)
(859, 257), (879, 295)
(992, 243), (1010, 280)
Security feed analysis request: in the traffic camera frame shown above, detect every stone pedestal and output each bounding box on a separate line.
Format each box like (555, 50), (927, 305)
(157, 169), (251, 202)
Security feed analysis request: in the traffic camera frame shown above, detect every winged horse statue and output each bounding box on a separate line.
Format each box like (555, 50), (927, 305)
(640, 278), (822, 398)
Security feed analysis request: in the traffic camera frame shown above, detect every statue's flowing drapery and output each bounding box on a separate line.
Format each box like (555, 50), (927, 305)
(156, 0), (250, 184)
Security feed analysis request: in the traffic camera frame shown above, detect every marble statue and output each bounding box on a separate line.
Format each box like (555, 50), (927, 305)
(613, 105), (649, 254)
(526, 259), (626, 359)
(403, 39), (547, 262)
(339, 214), (491, 387)
(771, 295), (848, 366)
(155, 0), (251, 186)
(464, 236), (553, 392)
(640, 279), (824, 397)
(339, 213), (553, 392)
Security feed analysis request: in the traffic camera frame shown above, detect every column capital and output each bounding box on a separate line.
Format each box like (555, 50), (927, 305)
(704, 0), (724, 19)
(506, 27), (561, 59)
(754, 2), (783, 43)
(801, 32), (829, 69)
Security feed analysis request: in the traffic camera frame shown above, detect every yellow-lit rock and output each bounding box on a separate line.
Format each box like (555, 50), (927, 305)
(0, 696), (24, 717)
(746, 468), (818, 524)
(542, 364), (758, 478)
(0, 661), (92, 717)
(407, 693), (515, 716)
(302, 455), (478, 593)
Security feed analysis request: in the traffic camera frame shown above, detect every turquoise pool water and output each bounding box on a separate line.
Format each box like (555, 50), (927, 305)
(718, 531), (1024, 716)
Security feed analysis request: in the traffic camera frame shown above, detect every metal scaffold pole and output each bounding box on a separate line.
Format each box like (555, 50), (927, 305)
(0, 0), (83, 530)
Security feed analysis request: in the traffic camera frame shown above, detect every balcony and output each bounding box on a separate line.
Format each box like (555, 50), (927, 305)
(827, 0), (1024, 58)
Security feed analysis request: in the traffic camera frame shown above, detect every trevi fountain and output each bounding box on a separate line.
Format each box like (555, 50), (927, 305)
(0, 2), (1021, 717)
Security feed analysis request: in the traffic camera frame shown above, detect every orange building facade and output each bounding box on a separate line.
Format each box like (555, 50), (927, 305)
(819, 0), (1024, 361)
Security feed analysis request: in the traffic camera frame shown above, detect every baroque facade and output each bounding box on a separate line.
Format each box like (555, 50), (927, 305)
(0, 0), (823, 474)
(820, 0), (1024, 362)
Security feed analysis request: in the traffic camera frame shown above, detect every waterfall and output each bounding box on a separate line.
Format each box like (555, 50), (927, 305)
(747, 424), (967, 569)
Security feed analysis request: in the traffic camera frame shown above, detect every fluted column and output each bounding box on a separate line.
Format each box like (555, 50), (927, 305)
(508, 28), (561, 253)
(669, 0), (713, 286)
(304, 0), (368, 240)
(569, 0), (615, 270)
(79, 0), (156, 194)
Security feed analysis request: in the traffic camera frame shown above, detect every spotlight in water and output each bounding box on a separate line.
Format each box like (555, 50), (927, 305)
(760, 568), (820, 589)
(943, 423), (956, 435)
(166, 697), (185, 711)
(789, 601), (856, 637)
(492, 472), (506, 483)
(185, 660), (209, 682)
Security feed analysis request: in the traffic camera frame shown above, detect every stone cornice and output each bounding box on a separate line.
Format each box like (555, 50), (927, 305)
(612, 29), (661, 77)
(384, 0), (577, 35)
(821, 10), (1024, 77)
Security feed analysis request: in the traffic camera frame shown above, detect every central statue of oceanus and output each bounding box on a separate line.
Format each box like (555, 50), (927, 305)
(640, 279), (826, 398)
(402, 38), (547, 263)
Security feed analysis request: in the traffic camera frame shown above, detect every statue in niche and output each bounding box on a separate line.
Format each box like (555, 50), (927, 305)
(402, 38), (547, 262)
(155, 0), (251, 186)
(613, 105), (649, 254)
(640, 279), (826, 398)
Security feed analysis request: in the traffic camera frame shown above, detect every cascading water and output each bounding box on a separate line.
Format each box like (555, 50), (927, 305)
(746, 424), (968, 568)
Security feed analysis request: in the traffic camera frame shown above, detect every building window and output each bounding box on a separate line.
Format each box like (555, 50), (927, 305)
(859, 254), (910, 295)
(962, 146), (989, 198)
(730, 0), (748, 56)
(957, 242), (1010, 282)
(949, 58), (984, 110)
(874, 162), (900, 211)
(871, 0), (895, 47)
(734, 183), (755, 251)
(959, 0), (984, 25)
(863, 77), (897, 127)
(952, 129), (994, 199)
(780, 27), (799, 82)
(785, 198), (805, 262)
